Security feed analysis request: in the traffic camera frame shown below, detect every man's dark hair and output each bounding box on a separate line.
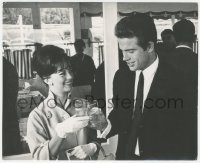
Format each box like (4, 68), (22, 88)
(32, 45), (71, 79)
(173, 19), (195, 43)
(161, 29), (174, 37)
(115, 13), (157, 50)
(74, 39), (86, 53)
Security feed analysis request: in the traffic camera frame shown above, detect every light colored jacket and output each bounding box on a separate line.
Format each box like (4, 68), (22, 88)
(27, 91), (81, 160)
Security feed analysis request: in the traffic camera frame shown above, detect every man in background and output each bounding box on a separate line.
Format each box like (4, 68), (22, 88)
(70, 39), (96, 87)
(156, 29), (176, 59)
(172, 19), (197, 83)
(161, 29), (176, 52)
(3, 57), (22, 156)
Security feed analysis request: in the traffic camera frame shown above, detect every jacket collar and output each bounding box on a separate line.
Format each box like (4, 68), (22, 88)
(46, 90), (72, 110)
(176, 45), (192, 50)
(135, 55), (159, 80)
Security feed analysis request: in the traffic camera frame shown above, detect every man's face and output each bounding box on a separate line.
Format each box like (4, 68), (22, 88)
(118, 37), (150, 71)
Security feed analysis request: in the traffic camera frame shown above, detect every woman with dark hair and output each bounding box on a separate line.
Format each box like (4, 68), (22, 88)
(27, 45), (98, 160)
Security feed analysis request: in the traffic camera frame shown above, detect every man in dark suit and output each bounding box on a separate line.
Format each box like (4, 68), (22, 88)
(171, 19), (198, 87)
(70, 39), (96, 87)
(96, 14), (197, 160)
(3, 57), (22, 156)
(156, 29), (176, 60)
(161, 29), (176, 53)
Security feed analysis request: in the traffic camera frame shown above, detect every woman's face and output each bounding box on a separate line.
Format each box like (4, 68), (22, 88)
(47, 65), (73, 96)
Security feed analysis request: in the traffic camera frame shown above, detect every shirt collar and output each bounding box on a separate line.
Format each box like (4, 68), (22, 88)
(136, 55), (159, 79)
(47, 90), (71, 110)
(176, 45), (192, 50)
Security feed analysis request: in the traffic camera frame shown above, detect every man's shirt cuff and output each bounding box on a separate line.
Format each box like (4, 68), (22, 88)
(97, 119), (111, 139)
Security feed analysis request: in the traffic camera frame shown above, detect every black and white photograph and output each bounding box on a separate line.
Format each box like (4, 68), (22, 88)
(1, 0), (198, 161)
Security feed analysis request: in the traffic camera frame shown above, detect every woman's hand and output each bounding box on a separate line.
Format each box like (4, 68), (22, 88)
(70, 143), (97, 159)
(55, 115), (90, 138)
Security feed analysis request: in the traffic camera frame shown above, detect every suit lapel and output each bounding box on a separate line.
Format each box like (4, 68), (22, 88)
(143, 60), (168, 113)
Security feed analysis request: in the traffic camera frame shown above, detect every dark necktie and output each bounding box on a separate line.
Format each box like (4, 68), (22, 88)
(126, 72), (144, 159)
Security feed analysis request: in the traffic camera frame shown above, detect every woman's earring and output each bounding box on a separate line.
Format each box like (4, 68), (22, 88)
(48, 81), (54, 86)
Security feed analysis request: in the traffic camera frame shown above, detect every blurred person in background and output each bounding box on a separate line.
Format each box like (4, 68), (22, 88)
(171, 19), (197, 80)
(156, 29), (176, 59)
(70, 39), (96, 87)
(3, 57), (22, 156)
(171, 20), (198, 155)
(91, 48), (128, 116)
(161, 29), (176, 52)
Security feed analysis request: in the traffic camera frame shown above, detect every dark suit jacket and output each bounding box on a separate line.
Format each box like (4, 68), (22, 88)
(3, 57), (22, 156)
(170, 47), (198, 87)
(106, 58), (197, 160)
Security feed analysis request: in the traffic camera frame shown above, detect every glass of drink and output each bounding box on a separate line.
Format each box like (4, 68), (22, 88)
(74, 98), (88, 117)
(88, 106), (107, 131)
(74, 98), (89, 145)
(87, 100), (98, 110)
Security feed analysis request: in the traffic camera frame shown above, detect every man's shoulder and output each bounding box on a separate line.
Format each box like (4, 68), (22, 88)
(84, 54), (94, 61)
(157, 58), (181, 76)
(70, 54), (77, 63)
(173, 47), (197, 57)
(169, 47), (197, 73)
(114, 67), (135, 82)
(115, 66), (131, 75)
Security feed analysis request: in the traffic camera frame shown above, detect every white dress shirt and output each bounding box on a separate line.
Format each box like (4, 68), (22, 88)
(98, 56), (159, 156)
(134, 56), (159, 155)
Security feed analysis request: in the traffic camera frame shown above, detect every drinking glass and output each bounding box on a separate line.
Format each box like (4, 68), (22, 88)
(74, 98), (88, 117)
(88, 103), (107, 131)
(74, 98), (89, 145)
(87, 100), (98, 110)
